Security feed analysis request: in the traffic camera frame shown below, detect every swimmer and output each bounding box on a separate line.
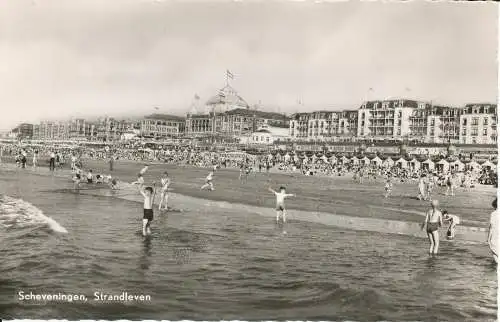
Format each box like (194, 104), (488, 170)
(201, 171), (215, 191)
(488, 198), (498, 263)
(384, 177), (393, 199)
(109, 178), (119, 190)
(442, 210), (460, 240)
(86, 170), (94, 184)
(422, 200), (443, 255)
(132, 173), (145, 187)
(268, 186), (295, 223)
(73, 165), (82, 190)
(417, 174), (426, 200)
(139, 182), (157, 237)
(158, 171), (171, 211)
(140, 165), (149, 175)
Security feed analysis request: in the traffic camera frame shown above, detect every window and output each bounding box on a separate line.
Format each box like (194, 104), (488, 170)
(483, 128), (488, 136)
(484, 117), (489, 126)
(431, 119), (435, 126)
(471, 128), (478, 136)
(266, 137), (270, 142)
(463, 119), (467, 126)
(472, 117), (479, 125)
(472, 137), (477, 144)
(462, 129), (466, 136)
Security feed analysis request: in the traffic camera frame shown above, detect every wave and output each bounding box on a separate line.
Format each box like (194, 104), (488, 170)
(0, 195), (68, 233)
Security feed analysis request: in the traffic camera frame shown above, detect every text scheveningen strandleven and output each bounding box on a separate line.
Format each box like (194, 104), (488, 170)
(18, 291), (152, 302)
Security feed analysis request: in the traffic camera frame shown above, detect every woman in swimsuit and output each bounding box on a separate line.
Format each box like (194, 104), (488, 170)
(422, 200), (443, 255)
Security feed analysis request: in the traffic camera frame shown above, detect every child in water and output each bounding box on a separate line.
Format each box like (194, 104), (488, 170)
(268, 186), (296, 223)
(442, 210), (460, 240)
(139, 182), (157, 237)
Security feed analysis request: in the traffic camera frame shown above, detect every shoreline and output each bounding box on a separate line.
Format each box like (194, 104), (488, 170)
(0, 162), (491, 243)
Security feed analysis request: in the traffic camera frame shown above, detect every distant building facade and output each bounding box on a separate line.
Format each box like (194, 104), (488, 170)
(459, 104), (497, 144)
(140, 114), (185, 138)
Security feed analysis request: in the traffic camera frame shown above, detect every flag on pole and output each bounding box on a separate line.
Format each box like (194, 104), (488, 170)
(226, 70), (234, 79)
(154, 106), (159, 110)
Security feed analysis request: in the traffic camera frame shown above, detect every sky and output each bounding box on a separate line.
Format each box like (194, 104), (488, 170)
(0, 0), (497, 131)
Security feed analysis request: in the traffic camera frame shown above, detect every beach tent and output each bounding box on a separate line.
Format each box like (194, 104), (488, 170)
(321, 155), (328, 163)
(382, 157), (395, 168)
(311, 153), (318, 163)
(370, 156), (383, 167)
(329, 155), (338, 164)
(395, 157), (408, 169)
(465, 160), (480, 171)
(481, 160), (494, 169)
(361, 156), (370, 165)
(340, 155), (350, 164)
(351, 156), (360, 165)
(449, 159), (464, 172)
(408, 158), (421, 170)
(421, 159), (435, 171)
(436, 159), (449, 173)
(284, 152), (291, 162)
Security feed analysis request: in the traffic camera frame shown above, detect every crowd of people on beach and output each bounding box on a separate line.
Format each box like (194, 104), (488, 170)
(0, 142), (497, 261)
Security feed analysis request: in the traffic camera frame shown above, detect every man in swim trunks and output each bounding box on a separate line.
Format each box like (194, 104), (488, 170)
(442, 210), (460, 240)
(139, 183), (157, 237)
(268, 186), (296, 223)
(422, 200), (443, 255)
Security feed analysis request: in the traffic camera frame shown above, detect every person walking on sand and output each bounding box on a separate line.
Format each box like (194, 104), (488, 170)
(422, 200), (443, 255)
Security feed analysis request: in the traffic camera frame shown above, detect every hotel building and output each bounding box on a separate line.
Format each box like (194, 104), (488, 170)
(140, 114), (185, 138)
(459, 104), (497, 144)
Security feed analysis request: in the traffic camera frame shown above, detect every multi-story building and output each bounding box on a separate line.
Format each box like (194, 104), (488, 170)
(185, 113), (214, 137)
(140, 114), (185, 139)
(16, 123), (34, 140)
(33, 121), (70, 140)
(459, 103), (497, 144)
(68, 118), (88, 140)
(290, 110), (358, 142)
(95, 117), (130, 142)
(425, 105), (462, 144)
(358, 99), (422, 140)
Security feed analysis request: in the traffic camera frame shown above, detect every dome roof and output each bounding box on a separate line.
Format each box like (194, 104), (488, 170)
(206, 85), (249, 109)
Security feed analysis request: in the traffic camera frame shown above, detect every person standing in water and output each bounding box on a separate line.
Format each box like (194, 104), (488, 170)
(268, 186), (296, 223)
(422, 200), (443, 255)
(488, 198), (498, 263)
(158, 172), (171, 211)
(32, 150), (38, 169)
(417, 174), (426, 200)
(201, 171), (215, 191)
(442, 210), (460, 240)
(139, 183), (157, 237)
